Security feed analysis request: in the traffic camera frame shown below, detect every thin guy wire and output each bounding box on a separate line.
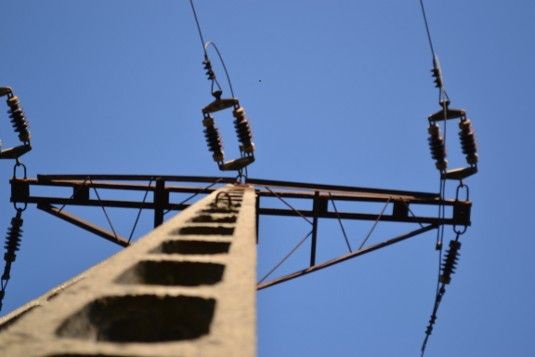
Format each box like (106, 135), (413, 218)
(264, 186), (313, 225)
(358, 198), (391, 250)
(89, 179), (119, 240)
(329, 193), (352, 253)
(127, 178), (153, 243)
(258, 230), (313, 284)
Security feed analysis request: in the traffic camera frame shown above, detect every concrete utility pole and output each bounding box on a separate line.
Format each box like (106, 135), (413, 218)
(0, 185), (257, 357)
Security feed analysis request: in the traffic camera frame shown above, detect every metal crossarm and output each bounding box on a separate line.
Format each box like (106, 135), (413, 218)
(10, 174), (471, 249)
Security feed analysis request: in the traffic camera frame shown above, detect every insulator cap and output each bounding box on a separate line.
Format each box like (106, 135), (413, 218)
(202, 116), (215, 127)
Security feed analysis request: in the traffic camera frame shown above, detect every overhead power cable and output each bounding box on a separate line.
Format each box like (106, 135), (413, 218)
(418, 1), (479, 355)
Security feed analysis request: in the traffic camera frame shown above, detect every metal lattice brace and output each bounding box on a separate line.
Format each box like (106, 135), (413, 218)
(0, 185), (257, 357)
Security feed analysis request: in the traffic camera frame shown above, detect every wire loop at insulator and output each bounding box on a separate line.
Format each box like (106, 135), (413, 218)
(458, 118), (478, 166)
(428, 124), (447, 171)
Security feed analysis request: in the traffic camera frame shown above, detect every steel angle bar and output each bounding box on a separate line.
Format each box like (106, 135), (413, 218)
(37, 203), (130, 247)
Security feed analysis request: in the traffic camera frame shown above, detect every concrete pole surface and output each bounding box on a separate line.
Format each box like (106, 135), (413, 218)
(0, 185), (257, 357)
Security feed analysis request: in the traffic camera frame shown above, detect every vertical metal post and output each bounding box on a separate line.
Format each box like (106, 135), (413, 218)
(310, 191), (320, 267)
(154, 178), (166, 227)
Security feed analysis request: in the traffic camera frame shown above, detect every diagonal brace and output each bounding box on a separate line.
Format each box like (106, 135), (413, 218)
(37, 203), (129, 247)
(257, 224), (438, 290)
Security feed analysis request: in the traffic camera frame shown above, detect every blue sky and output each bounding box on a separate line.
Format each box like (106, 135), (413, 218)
(1, 1), (534, 356)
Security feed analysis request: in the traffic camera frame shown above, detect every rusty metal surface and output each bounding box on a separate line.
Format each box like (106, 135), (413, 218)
(11, 174), (470, 227)
(8, 174), (472, 257)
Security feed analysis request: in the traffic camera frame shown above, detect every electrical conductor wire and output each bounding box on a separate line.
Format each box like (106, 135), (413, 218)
(418, 0), (437, 58)
(188, 0), (208, 55)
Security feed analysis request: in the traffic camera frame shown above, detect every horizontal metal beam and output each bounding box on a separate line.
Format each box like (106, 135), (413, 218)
(35, 174), (439, 199)
(23, 196), (191, 211)
(11, 175), (471, 227)
(258, 208), (458, 225)
(257, 224), (438, 290)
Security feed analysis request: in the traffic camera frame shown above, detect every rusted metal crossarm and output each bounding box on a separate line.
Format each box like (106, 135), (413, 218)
(34, 174), (440, 199)
(248, 177), (440, 199)
(14, 177), (451, 207)
(258, 189), (442, 204)
(11, 175), (471, 227)
(36, 174), (234, 184)
(13, 196), (465, 226)
(257, 224), (438, 290)
(23, 177), (445, 205)
(14, 195), (191, 211)
(28, 178), (220, 195)
(36, 203), (130, 247)
(258, 208), (464, 225)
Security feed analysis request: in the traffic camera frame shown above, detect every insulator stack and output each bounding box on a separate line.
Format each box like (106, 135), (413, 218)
(431, 56), (444, 89)
(459, 119), (478, 166)
(440, 240), (461, 285)
(6, 96), (30, 143)
(425, 315), (436, 335)
(428, 124), (447, 171)
(203, 58), (216, 81)
(233, 106), (255, 154)
(432, 67), (443, 89)
(202, 115), (224, 162)
(4, 212), (23, 265)
(2, 212), (23, 282)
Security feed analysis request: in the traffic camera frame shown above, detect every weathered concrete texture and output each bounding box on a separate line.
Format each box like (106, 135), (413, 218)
(0, 185), (257, 357)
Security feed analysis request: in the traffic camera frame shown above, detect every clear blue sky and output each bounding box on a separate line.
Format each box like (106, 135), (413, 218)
(1, 1), (534, 356)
